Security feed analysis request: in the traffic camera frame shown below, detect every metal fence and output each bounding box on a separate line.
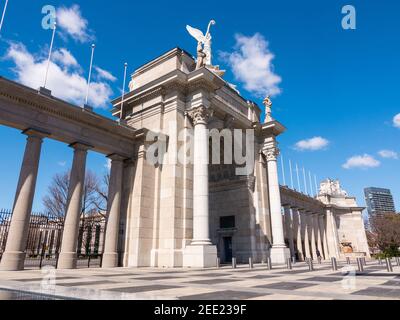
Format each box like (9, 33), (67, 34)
(0, 209), (106, 269)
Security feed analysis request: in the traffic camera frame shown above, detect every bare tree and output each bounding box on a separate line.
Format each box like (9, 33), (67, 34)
(42, 169), (109, 218)
(93, 171), (110, 212)
(368, 213), (400, 255)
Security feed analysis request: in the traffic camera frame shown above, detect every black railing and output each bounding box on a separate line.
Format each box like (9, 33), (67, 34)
(0, 209), (106, 269)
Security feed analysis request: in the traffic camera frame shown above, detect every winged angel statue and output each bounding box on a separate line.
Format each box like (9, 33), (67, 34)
(186, 20), (216, 67)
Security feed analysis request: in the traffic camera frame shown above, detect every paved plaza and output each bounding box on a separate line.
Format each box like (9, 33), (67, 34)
(0, 259), (399, 300)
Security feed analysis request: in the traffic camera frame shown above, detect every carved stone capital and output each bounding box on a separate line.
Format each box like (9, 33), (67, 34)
(263, 146), (280, 161)
(187, 106), (213, 126)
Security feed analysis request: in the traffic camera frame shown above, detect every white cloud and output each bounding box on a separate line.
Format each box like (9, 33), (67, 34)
(378, 150), (398, 159)
(104, 159), (111, 170)
(57, 161), (67, 167)
(6, 42), (113, 108)
(294, 136), (329, 151)
(95, 66), (116, 82)
(52, 48), (78, 67)
(220, 33), (281, 97)
(393, 113), (400, 128)
(342, 154), (381, 169)
(57, 5), (93, 43)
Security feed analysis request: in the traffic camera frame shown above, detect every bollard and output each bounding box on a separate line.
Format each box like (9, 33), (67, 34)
(356, 258), (364, 272)
(249, 257), (253, 269)
(331, 257), (338, 271)
(267, 257), (272, 270)
(286, 258), (292, 270)
(292, 256), (296, 264)
(385, 258), (393, 272)
(346, 257), (351, 265)
(232, 257), (237, 269)
(216, 257), (220, 269)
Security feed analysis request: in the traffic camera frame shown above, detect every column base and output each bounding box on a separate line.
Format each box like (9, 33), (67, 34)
(0, 251), (25, 271)
(183, 244), (217, 268)
(270, 246), (291, 264)
(102, 252), (118, 268)
(57, 252), (77, 269)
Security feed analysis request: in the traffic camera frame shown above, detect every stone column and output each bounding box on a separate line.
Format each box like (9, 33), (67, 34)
(0, 129), (47, 271)
(318, 214), (330, 259)
(325, 208), (340, 258)
(298, 209), (306, 259)
(315, 214), (324, 259)
(319, 214), (329, 259)
(58, 143), (91, 269)
(183, 106), (217, 268)
(102, 154), (125, 268)
(292, 207), (304, 261)
(283, 205), (294, 258)
(264, 147), (290, 264)
(303, 212), (312, 259)
(309, 213), (318, 260)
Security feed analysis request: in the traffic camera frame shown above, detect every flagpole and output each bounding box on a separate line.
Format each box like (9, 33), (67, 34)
(308, 171), (314, 197)
(85, 44), (95, 106)
(43, 22), (56, 89)
(295, 163), (301, 192)
(120, 62), (128, 120)
(280, 154), (286, 186)
(314, 174), (319, 197)
(302, 167), (308, 195)
(0, 0), (9, 35)
(289, 159), (294, 190)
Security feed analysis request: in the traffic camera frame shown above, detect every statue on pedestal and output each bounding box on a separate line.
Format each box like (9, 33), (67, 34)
(186, 20), (225, 77)
(319, 179), (348, 197)
(186, 20), (216, 66)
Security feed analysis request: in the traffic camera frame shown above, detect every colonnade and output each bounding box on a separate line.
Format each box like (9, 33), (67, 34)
(0, 128), (127, 271)
(282, 204), (330, 261)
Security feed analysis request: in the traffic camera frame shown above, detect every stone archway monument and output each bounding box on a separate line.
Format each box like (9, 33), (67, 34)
(0, 24), (369, 270)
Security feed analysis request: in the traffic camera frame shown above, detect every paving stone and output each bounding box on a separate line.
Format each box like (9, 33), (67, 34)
(107, 285), (180, 293)
(189, 273), (231, 277)
(254, 282), (317, 290)
(302, 276), (343, 282)
(273, 270), (310, 275)
(181, 290), (267, 300)
(247, 275), (280, 279)
(382, 280), (400, 287)
(186, 278), (242, 285)
(352, 287), (400, 298)
(9, 276), (78, 282)
(131, 276), (183, 281)
(95, 273), (139, 277)
(57, 280), (114, 287)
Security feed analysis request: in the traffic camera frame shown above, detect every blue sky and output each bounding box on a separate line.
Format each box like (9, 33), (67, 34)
(0, 0), (399, 213)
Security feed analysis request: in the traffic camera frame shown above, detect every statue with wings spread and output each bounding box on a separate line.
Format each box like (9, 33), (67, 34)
(186, 20), (216, 67)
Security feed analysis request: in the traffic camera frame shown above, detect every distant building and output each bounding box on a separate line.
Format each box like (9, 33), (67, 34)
(364, 187), (396, 216)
